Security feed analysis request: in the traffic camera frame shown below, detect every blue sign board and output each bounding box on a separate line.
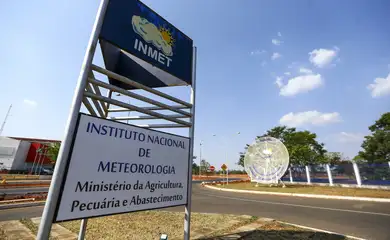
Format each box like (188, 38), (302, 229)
(100, 0), (193, 86)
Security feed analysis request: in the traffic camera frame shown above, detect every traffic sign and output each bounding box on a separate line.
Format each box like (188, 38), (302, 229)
(209, 166), (215, 172)
(221, 164), (227, 171)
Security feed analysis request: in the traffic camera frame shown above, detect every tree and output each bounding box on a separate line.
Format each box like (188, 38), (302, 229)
(352, 155), (366, 164)
(237, 144), (249, 168)
(237, 126), (327, 167)
(200, 159), (210, 172)
(358, 112), (390, 163)
(46, 142), (61, 163)
(192, 162), (199, 175)
(325, 152), (343, 165)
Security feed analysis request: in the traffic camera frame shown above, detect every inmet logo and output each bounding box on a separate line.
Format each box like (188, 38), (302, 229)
(132, 15), (173, 68)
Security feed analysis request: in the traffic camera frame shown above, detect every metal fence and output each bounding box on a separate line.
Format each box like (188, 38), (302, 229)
(281, 162), (390, 187)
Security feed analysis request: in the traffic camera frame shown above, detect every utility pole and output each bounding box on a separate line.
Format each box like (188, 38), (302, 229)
(0, 104), (12, 136)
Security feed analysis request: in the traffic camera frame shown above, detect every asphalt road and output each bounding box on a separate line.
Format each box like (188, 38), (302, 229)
(0, 187), (49, 195)
(1, 184), (389, 240)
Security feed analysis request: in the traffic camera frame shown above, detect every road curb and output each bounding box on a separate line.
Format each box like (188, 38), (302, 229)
(204, 184), (390, 202)
(0, 201), (45, 210)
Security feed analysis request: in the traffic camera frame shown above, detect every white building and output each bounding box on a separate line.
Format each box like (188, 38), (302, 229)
(0, 136), (60, 172)
(0, 137), (31, 170)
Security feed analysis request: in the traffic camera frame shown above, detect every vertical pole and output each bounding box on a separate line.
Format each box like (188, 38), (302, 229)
(36, 1), (110, 239)
(199, 142), (202, 177)
(0, 104), (12, 136)
(326, 164), (333, 186)
(78, 219), (88, 240)
(34, 151), (42, 175)
(352, 162), (362, 187)
(126, 99), (131, 124)
(184, 46), (197, 240)
(35, 150), (42, 175)
(30, 147), (39, 174)
(227, 168), (229, 185)
(104, 90), (112, 118)
(289, 168), (293, 183)
(305, 166), (311, 184)
(225, 149), (228, 185)
(35, 146), (47, 175)
(388, 162), (390, 169)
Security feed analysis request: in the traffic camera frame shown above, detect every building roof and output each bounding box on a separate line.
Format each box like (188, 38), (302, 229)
(8, 137), (61, 143)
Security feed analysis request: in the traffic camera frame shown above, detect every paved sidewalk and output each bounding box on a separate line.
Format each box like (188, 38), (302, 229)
(0, 220), (35, 240)
(0, 217), (77, 240)
(31, 217), (77, 240)
(197, 218), (275, 240)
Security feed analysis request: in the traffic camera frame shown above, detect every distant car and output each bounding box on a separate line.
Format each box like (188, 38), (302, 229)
(27, 167), (54, 175)
(40, 167), (53, 175)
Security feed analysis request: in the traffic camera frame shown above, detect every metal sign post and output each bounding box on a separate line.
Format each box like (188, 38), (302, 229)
(227, 168), (229, 185)
(184, 46), (196, 240)
(221, 164), (227, 186)
(37, 1), (196, 239)
(37, 1), (110, 239)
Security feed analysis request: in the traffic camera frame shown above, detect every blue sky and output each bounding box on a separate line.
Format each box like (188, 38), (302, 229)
(1, 0), (390, 169)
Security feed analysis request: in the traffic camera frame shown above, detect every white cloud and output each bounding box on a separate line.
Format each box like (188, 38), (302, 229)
(275, 76), (283, 88)
(23, 99), (37, 107)
(367, 73), (390, 98)
(337, 132), (365, 143)
(299, 67), (313, 74)
(272, 39), (282, 46)
(280, 111), (341, 127)
(271, 52), (282, 60)
(288, 61), (299, 69)
(278, 74), (323, 96)
(309, 47), (339, 68)
(250, 49), (266, 56)
(284, 72), (291, 76)
(277, 32), (282, 37)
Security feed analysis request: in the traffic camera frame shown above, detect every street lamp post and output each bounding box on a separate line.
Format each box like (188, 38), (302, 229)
(213, 132), (240, 185)
(199, 141), (203, 177)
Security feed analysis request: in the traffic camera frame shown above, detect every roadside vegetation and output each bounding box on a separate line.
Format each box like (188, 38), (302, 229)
(58, 211), (348, 240)
(59, 211), (254, 240)
(238, 112), (390, 167)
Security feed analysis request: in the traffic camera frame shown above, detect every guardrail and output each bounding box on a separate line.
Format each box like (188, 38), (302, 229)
(0, 174), (41, 180)
(0, 201), (46, 210)
(0, 198), (36, 204)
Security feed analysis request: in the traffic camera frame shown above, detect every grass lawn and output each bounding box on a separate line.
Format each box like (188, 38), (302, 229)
(0, 229), (6, 240)
(59, 211), (255, 240)
(240, 221), (347, 240)
(217, 182), (390, 198)
(57, 211), (350, 240)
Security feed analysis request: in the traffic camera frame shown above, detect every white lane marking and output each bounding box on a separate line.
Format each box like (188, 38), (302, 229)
(201, 193), (390, 217)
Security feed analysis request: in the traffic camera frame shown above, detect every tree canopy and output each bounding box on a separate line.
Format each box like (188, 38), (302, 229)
(324, 152), (345, 165)
(237, 126), (327, 167)
(358, 112), (390, 163)
(46, 142), (61, 163)
(200, 159), (211, 172)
